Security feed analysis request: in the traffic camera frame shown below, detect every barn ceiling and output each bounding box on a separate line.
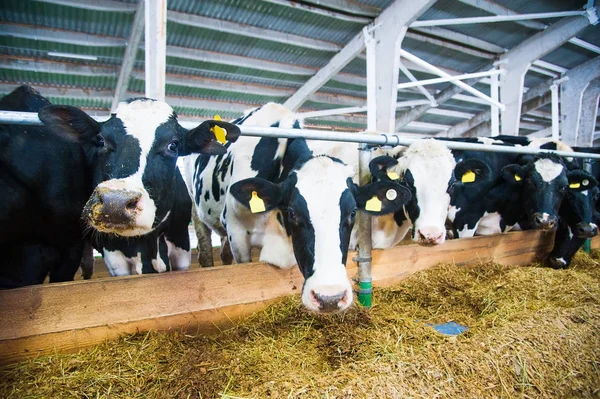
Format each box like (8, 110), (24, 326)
(0, 0), (598, 138)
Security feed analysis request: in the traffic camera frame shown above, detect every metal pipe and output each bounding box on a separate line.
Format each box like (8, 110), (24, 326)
(551, 83), (560, 140)
(298, 100), (430, 119)
(399, 49), (506, 110)
(398, 62), (437, 105)
(410, 11), (586, 27)
(3, 111), (600, 159)
(397, 69), (503, 90)
(490, 71), (500, 136)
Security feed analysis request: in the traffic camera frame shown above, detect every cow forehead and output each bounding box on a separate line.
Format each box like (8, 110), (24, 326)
(534, 159), (564, 182)
(294, 157), (354, 210)
(113, 99), (174, 146)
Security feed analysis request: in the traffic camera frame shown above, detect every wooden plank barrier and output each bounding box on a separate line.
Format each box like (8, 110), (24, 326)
(0, 230), (566, 365)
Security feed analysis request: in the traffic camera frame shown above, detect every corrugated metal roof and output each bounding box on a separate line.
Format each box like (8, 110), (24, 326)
(0, 0), (597, 138)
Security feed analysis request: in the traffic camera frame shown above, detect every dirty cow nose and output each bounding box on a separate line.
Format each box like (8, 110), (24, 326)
(88, 189), (141, 225)
(532, 213), (557, 230)
(310, 289), (350, 313)
(576, 223), (598, 238)
(417, 227), (445, 245)
(546, 256), (568, 269)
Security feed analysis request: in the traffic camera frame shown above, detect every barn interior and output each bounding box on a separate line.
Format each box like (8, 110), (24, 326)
(1, 0), (600, 397)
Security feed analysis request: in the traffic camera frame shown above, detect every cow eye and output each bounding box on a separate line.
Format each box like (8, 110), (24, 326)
(166, 140), (179, 154)
(94, 135), (105, 147)
(350, 209), (357, 218)
(287, 208), (296, 221)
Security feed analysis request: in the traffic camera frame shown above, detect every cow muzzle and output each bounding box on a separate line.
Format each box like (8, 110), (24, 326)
(546, 256), (568, 269)
(532, 213), (557, 231)
(85, 187), (142, 230)
(576, 222), (598, 238)
(416, 226), (445, 246)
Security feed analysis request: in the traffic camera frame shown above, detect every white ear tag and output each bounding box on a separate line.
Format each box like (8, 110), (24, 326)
(386, 189), (397, 201)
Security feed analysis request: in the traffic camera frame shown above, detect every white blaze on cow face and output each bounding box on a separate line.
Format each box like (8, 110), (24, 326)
(88, 99), (175, 236)
(534, 158), (564, 182)
(396, 140), (455, 245)
(292, 157), (355, 312)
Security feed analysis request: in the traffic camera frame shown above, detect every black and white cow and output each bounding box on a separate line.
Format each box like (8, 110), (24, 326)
(0, 85), (239, 287)
(229, 138), (410, 312)
(442, 137), (594, 238)
(186, 103), (411, 312)
(40, 98), (240, 276)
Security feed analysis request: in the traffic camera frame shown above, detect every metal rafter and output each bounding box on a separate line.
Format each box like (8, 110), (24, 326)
(111, 0), (145, 111)
(576, 79), (600, 146)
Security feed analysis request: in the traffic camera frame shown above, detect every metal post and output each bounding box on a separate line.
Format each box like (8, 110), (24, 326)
(583, 158), (594, 253)
(576, 78), (600, 147)
(551, 82), (560, 141)
(490, 69), (500, 136)
(144, 0), (167, 101)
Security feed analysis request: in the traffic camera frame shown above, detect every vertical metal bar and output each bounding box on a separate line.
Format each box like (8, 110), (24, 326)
(551, 83), (560, 140)
(144, 0), (167, 101)
(583, 158), (594, 253)
(490, 70), (500, 136)
(357, 27), (375, 308)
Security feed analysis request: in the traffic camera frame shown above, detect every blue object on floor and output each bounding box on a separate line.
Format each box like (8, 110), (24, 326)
(428, 321), (468, 335)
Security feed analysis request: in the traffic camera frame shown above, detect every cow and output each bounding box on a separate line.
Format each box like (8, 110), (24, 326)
(0, 85), (240, 287)
(229, 137), (410, 312)
(441, 137), (594, 238)
(186, 103), (411, 312)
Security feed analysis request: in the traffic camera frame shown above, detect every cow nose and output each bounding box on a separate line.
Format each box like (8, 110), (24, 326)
(546, 256), (568, 269)
(310, 288), (350, 313)
(88, 188), (141, 225)
(576, 223), (598, 238)
(532, 213), (557, 230)
(417, 227), (445, 246)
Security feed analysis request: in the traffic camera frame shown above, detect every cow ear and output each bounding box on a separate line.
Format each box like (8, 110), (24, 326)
(182, 120), (242, 156)
(229, 178), (283, 214)
(502, 164), (526, 184)
(355, 180), (411, 215)
(39, 105), (101, 142)
(454, 159), (491, 184)
(566, 170), (598, 191)
(369, 156), (399, 181)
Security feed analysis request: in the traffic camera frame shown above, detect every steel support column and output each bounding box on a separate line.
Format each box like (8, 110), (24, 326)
(111, 0), (145, 110)
(499, 15), (592, 135)
(576, 78), (600, 147)
(144, 0), (167, 101)
(560, 57), (600, 145)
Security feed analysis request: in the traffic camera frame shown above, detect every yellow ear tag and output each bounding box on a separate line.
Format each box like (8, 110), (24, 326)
(365, 195), (382, 212)
(387, 171), (400, 180)
(461, 170), (476, 183)
(514, 174), (521, 182)
(249, 191), (265, 213)
(211, 114), (227, 144)
(569, 182), (581, 189)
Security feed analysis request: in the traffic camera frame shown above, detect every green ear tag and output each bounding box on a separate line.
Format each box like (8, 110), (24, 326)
(249, 191), (266, 213)
(365, 195), (382, 212)
(461, 170), (476, 183)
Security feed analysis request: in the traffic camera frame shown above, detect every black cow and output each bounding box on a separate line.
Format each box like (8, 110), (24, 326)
(0, 85), (240, 287)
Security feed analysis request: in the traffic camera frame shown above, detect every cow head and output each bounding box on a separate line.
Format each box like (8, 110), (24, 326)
(557, 171), (599, 238)
(501, 155), (575, 231)
(230, 140), (411, 313)
(39, 99), (240, 236)
(372, 140), (456, 245)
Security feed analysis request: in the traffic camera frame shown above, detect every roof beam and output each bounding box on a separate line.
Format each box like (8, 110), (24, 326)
(168, 11), (341, 52)
(410, 26), (506, 54)
(111, 0), (144, 111)
(0, 24), (125, 47)
(284, 0), (434, 112)
(456, 0), (600, 55)
(33, 0), (137, 12)
(299, 0), (379, 17)
(260, 0), (371, 23)
(0, 56), (118, 76)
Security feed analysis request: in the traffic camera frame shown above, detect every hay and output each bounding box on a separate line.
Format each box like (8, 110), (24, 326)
(2, 251), (600, 399)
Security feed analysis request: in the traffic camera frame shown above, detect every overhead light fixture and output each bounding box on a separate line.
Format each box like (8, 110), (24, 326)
(48, 52), (98, 61)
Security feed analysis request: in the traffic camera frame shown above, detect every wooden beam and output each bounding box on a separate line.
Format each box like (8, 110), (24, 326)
(0, 230), (556, 365)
